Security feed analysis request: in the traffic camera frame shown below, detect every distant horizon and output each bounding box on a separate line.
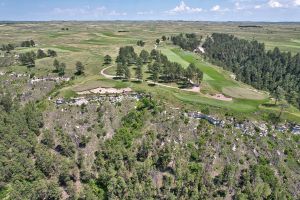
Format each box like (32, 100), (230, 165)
(0, 0), (299, 22)
(0, 20), (299, 23)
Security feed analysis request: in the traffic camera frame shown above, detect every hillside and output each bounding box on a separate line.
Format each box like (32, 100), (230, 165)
(0, 22), (299, 199)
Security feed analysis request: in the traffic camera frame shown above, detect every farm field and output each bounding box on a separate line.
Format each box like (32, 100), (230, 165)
(0, 21), (299, 121)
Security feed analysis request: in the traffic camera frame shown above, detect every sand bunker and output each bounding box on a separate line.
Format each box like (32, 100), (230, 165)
(209, 93), (233, 101)
(77, 87), (132, 95)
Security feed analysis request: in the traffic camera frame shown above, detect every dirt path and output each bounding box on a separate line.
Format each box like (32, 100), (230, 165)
(100, 66), (116, 79)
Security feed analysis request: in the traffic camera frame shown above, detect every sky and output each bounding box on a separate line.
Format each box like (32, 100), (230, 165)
(0, 0), (299, 22)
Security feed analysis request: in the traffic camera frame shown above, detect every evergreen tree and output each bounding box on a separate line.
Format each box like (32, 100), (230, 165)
(47, 49), (57, 57)
(75, 61), (84, 75)
(135, 65), (143, 81)
(104, 55), (112, 65)
(139, 50), (150, 63)
(116, 62), (124, 77)
(37, 49), (47, 59)
(58, 63), (66, 76)
(53, 59), (60, 72)
(124, 65), (131, 80)
(273, 87), (285, 105)
(19, 51), (36, 68)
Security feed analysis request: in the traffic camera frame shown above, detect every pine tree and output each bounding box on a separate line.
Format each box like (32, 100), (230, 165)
(58, 63), (66, 77)
(104, 55), (112, 65)
(75, 61), (84, 75)
(116, 63), (124, 77)
(53, 59), (60, 72)
(37, 49), (47, 59)
(124, 65), (131, 80)
(139, 50), (150, 63)
(135, 65), (143, 81)
(273, 87), (285, 105)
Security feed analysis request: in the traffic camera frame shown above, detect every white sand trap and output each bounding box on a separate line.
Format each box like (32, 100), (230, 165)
(77, 87), (132, 95)
(209, 93), (233, 101)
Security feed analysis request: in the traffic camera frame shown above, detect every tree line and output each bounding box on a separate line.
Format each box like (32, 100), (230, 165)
(19, 49), (57, 68)
(52, 59), (85, 76)
(0, 40), (36, 53)
(171, 33), (202, 51)
(202, 33), (300, 108)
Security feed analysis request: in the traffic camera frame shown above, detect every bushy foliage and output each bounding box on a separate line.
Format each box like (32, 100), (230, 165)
(171, 33), (202, 51)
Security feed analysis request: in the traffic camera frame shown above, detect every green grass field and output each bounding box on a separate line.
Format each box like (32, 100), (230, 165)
(0, 21), (299, 121)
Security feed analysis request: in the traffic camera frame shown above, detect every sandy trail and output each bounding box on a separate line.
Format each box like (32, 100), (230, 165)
(101, 66), (116, 79)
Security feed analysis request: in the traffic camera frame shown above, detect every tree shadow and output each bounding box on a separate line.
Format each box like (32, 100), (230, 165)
(176, 80), (193, 89)
(132, 80), (142, 84)
(262, 103), (277, 108)
(113, 77), (123, 80)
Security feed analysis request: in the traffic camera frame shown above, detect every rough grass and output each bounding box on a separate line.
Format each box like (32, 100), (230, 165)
(222, 87), (267, 100)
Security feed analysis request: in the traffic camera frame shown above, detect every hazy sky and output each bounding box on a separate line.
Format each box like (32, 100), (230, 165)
(0, 0), (299, 21)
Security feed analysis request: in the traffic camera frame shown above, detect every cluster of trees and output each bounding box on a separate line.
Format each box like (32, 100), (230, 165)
(21, 40), (35, 47)
(0, 93), (63, 199)
(115, 46), (203, 85)
(0, 40), (36, 53)
(148, 49), (203, 85)
(115, 46), (138, 80)
(116, 46), (137, 65)
(203, 33), (300, 108)
(171, 33), (202, 51)
(52, 59), (85, 76)
(53, 59), (66, 76)
(37, 49), (57, 59)
(19, 51), (36, 68)
(0, 43), (14, 52)
(19, 49), (57, 68)
(136, 40), (145, 47)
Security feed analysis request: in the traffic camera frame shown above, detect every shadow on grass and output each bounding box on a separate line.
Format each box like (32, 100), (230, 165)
(148, 83), (156, 87)
(132, 80), (142, 84)
(262, 103), (277, 108)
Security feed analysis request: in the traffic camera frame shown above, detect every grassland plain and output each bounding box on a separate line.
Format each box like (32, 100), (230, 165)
(0, 21), (299, 121)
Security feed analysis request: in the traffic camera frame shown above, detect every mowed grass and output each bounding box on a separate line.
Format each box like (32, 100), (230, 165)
(160, 48), (190, 67)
